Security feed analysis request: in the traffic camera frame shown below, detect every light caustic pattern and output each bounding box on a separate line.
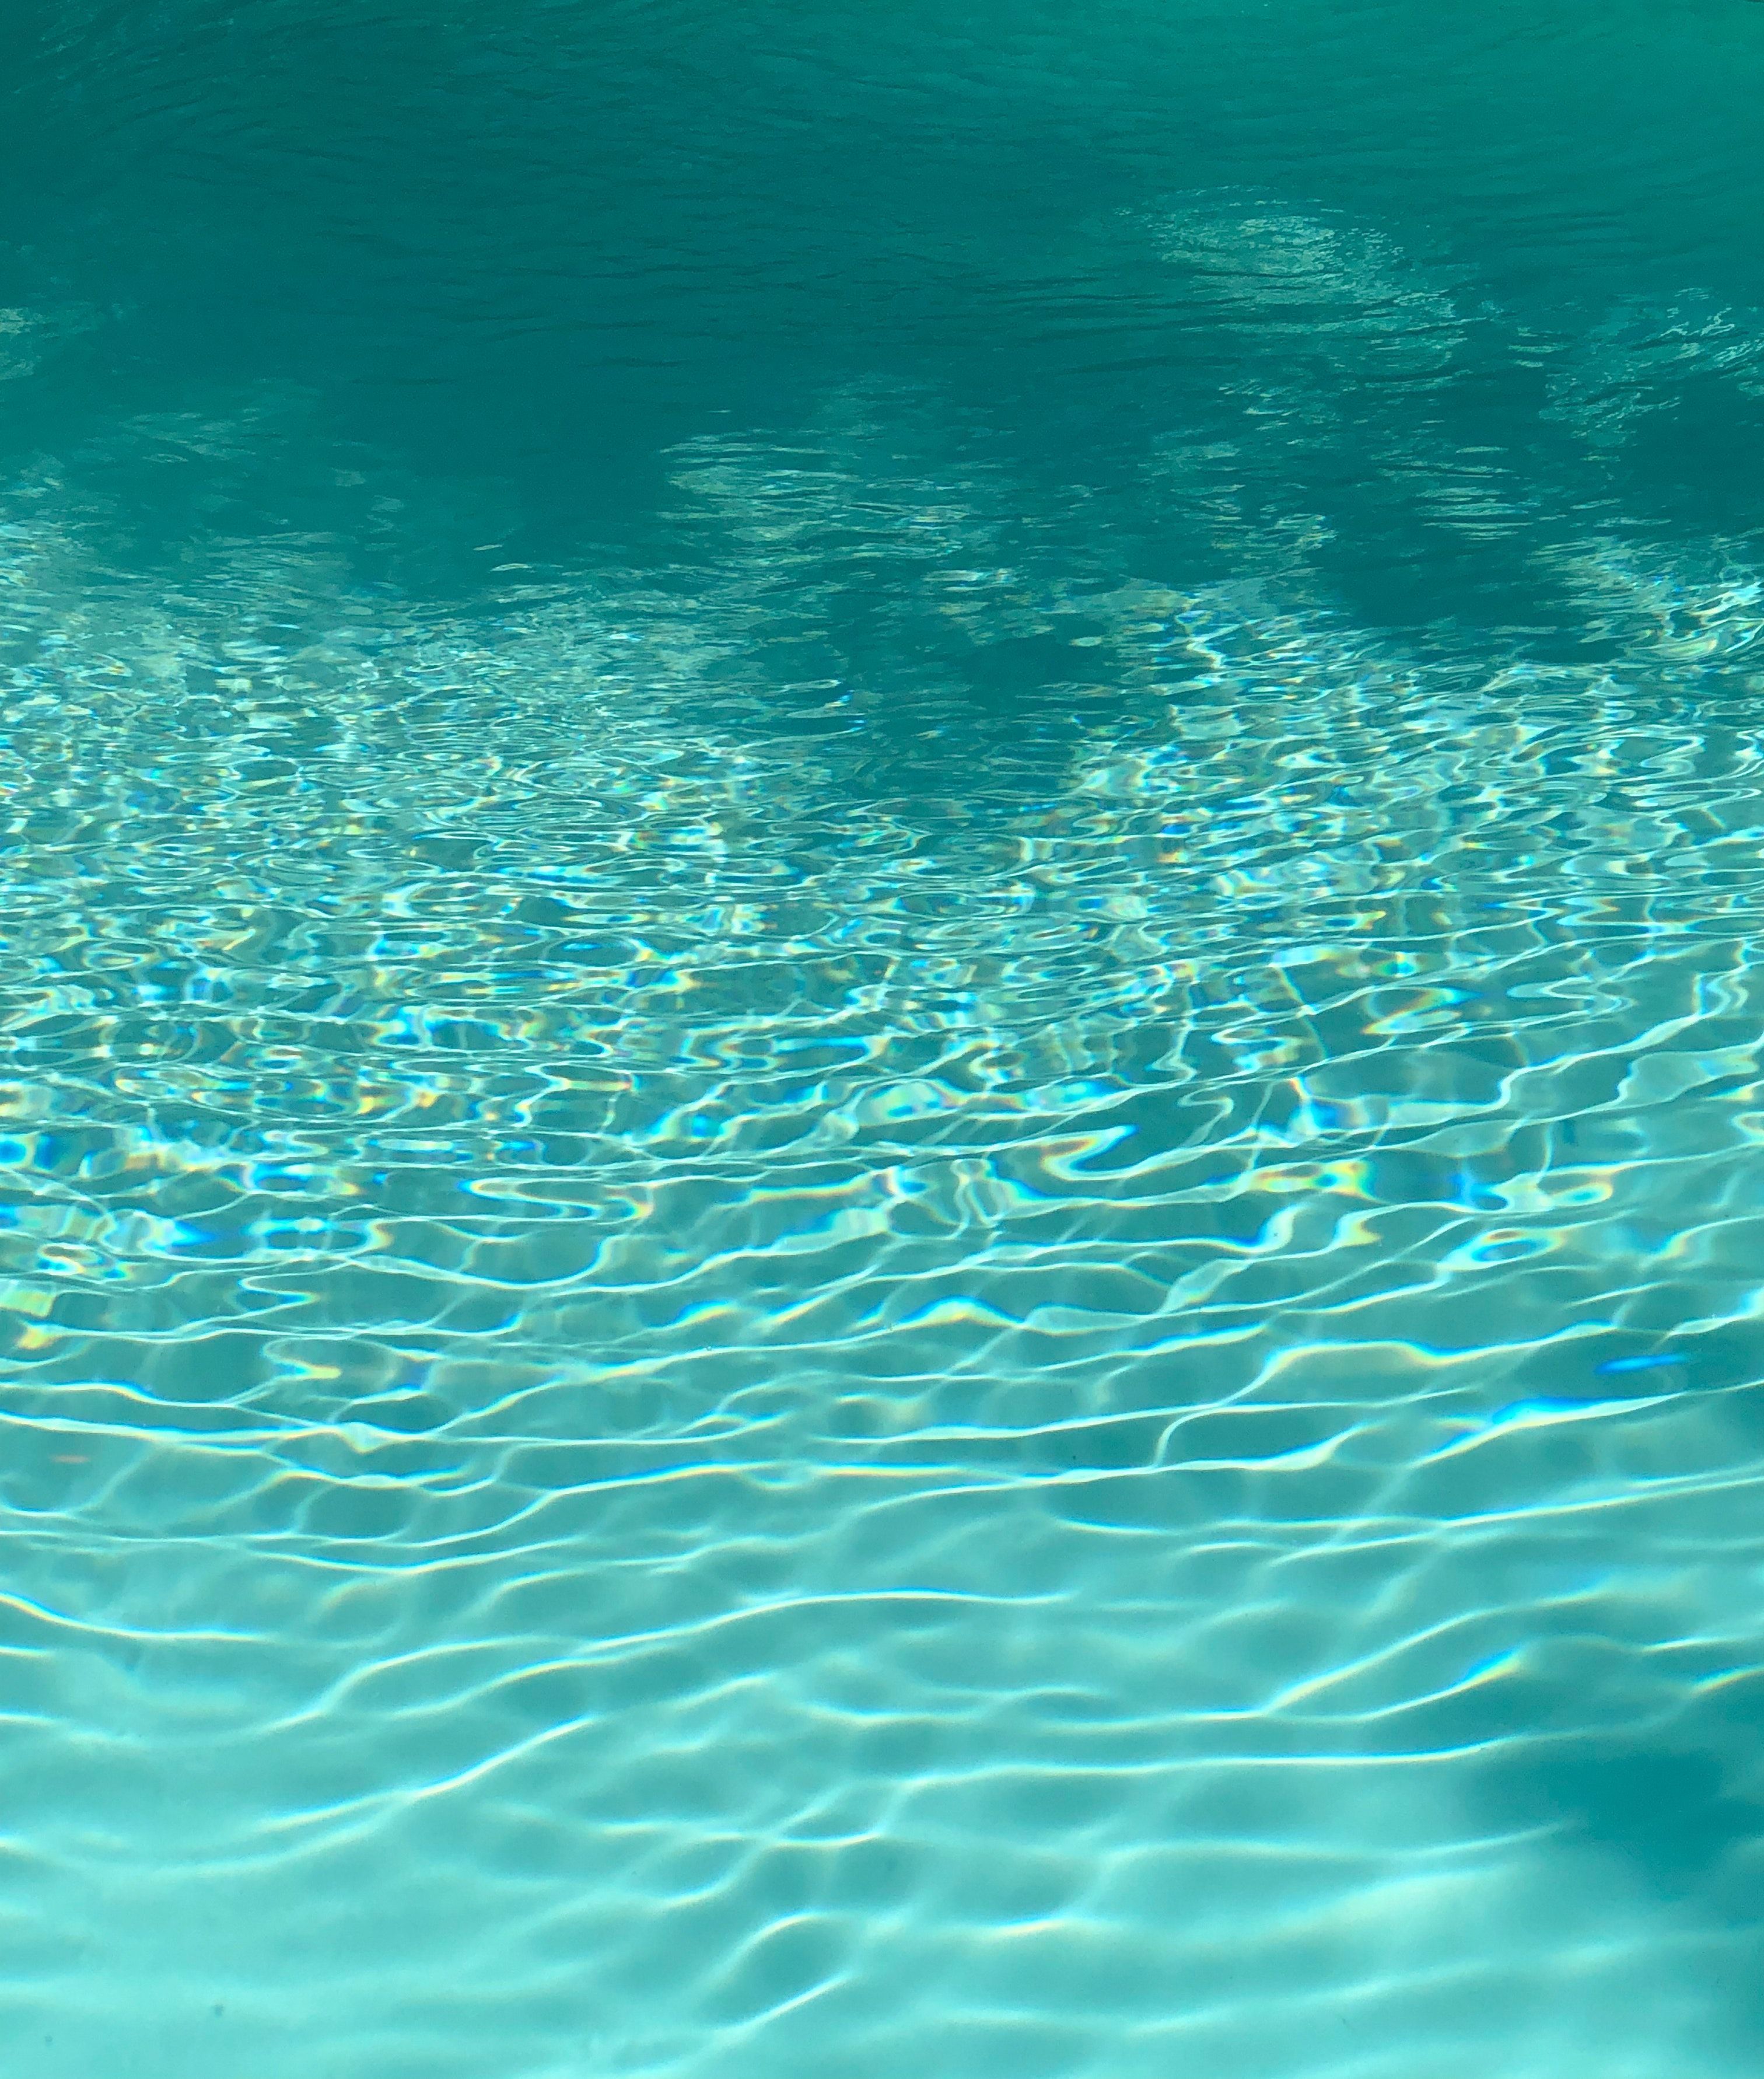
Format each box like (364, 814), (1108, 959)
(8, 204), (1764, 2078)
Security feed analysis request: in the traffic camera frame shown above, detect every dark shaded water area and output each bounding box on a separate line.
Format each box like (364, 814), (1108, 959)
(8, 3), (1764, 592)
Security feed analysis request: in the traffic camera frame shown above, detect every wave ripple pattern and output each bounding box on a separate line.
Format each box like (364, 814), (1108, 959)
(9, 28), (1764, 2079)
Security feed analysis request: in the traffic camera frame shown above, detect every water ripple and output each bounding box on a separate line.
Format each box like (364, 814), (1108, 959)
(10, 149), (1764, 2078)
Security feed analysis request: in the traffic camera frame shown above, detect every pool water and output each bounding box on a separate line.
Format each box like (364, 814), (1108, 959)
(6, 2), (1764, 2073)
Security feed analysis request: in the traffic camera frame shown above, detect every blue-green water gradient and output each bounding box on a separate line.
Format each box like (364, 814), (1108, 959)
(7, 2), (1764, 2073)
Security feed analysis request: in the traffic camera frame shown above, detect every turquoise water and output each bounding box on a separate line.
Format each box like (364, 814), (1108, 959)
(8, 1), (1764, 2071)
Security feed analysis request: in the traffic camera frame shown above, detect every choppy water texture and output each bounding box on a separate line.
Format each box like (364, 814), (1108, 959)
(9, 3), (1764, 2073)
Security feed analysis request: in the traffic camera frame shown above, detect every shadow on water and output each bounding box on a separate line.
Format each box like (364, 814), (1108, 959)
(1472, 1717), (1764, 2055)
(4, 0), (1764, 824)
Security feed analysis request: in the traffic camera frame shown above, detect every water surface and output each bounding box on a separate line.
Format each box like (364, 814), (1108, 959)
(6, 4), (1764, 2074)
